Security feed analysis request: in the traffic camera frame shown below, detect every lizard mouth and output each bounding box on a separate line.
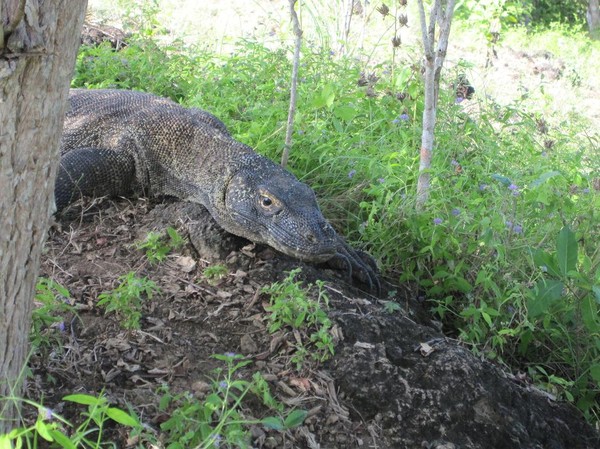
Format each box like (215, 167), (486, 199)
(227, 209), (337, 262)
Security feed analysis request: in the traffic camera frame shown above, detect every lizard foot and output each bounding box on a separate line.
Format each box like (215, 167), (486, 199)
(325, 241), (381, 296)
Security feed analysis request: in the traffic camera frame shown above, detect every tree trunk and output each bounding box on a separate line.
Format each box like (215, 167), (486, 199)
(282, 0), (302, 169)
(415, 0), (455, 210)
(0, 0), (87, 433)
(589, 0), (600, 38)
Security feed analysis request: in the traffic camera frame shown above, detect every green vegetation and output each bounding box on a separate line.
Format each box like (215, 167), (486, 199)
(158, 353), (306, 449)
(66, 0), (600, 426)
(134, 227), (184, 264)
(97, 272), (160, 330)
(0, 392), (143, 449)
(202, 264), (229, 283)
(262, 269), (335, 369)
(31, 278), (75, 352)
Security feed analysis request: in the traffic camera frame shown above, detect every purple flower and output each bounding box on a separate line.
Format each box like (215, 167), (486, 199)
(451, 159), (459, 167)
(42, 407), (54, 421)
(378, 178), (385, 183)
(224, 352), (236, 358)
(508, 183), (520, 196)
(399, 113), (409, 121)
(348, 169), (357, 179)
(451, 208), (461, 216)
(219, 381), (228, 389)
(479, 184), (488, 191)
(583, 188), (590, 194)
(455, 97), (464, 104)
(433, 218), (443, 225)
(506, 221), (523, 234)
(58, 321), (65, 333)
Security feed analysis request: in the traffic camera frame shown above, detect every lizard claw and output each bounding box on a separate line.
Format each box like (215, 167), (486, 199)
(325, 239), (381, 296)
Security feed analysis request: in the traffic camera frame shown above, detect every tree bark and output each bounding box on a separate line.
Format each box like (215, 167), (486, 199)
(415, 0), (455, 210)
(282, 0), (302, 169)
(589, 0), (600, 38)
(0, 0), (87, 433)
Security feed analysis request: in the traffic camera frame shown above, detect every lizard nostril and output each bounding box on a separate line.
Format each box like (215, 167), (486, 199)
(305, 232), (318, 243)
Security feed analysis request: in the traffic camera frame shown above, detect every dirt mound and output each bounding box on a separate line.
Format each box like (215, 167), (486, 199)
(32, 198), (599, 448)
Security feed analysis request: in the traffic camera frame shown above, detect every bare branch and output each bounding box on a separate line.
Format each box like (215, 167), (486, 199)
(417, 0), (431, 56)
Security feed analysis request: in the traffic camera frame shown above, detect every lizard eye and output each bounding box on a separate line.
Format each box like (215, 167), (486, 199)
(261, 196), (273, 207)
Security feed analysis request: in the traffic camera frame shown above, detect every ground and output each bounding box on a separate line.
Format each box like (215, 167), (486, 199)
(31, 197), (599, 448)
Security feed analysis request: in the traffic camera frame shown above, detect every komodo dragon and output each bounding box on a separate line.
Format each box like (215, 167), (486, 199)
(55, 89), (380, 292)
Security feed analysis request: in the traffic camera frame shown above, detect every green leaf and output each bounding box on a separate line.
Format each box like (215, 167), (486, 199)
(590, 364), (600, 383)
(0, 435), (15, 449)
(530, 170), (561, 188)
(528, 280), (564, 318)
(532, 249), (561, 278)
(284, 409), (308, 429)
(261, 416), (284, 430)
(312, 84), (335, 109)
(593, 286), (600, 304)
(63, 393), (102, 406)
(333, 105), (357, 122)
(581, 295), (598, 333)
(49, 430), (77, 449)
(106, 407), (140, 427)
(491, 173), (512, 186)
(35, 420), (54, 442)
(393, 67), (412, 90)
(556, 226), (577, 276)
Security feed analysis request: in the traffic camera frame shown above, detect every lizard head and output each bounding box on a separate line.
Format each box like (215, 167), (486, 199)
(221, 165), (339, 263)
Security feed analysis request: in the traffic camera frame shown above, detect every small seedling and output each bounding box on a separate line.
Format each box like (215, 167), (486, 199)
(135, 226), (185, 263)
(31, 278), (75, 351)
(97, 272), (160, 330)
(262, 269), (335, 368)
(383, 300), (402, 314)
(203, 264), (229, 283)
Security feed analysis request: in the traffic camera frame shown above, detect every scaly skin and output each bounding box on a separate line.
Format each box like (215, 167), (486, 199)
(56, 89), (380, 293)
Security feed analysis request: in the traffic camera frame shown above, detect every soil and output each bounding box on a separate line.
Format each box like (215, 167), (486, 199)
(31, 196), (600, 448)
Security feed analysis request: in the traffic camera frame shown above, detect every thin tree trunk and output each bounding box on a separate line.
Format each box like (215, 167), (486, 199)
(0, 0), (87, 433)
(588, 0), (600, 38)
(415, 0), (455, 210)
(282, 0), (303, 169)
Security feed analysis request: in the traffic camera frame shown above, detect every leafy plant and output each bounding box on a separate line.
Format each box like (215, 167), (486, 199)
(31, 278), (75, 351)
(203, 264), (229, 283)
(0, 393), (143, 449)
(97, 272), (160, 330)
(383, 300), (402, 314)
(134, 227), (184, 264)
(159, 353), (306, 448)
(523, 226), (600, 417)
(262, 269), (334, 368)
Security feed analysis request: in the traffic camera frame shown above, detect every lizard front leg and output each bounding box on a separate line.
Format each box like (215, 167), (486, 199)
(54, 148), (139, 213)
